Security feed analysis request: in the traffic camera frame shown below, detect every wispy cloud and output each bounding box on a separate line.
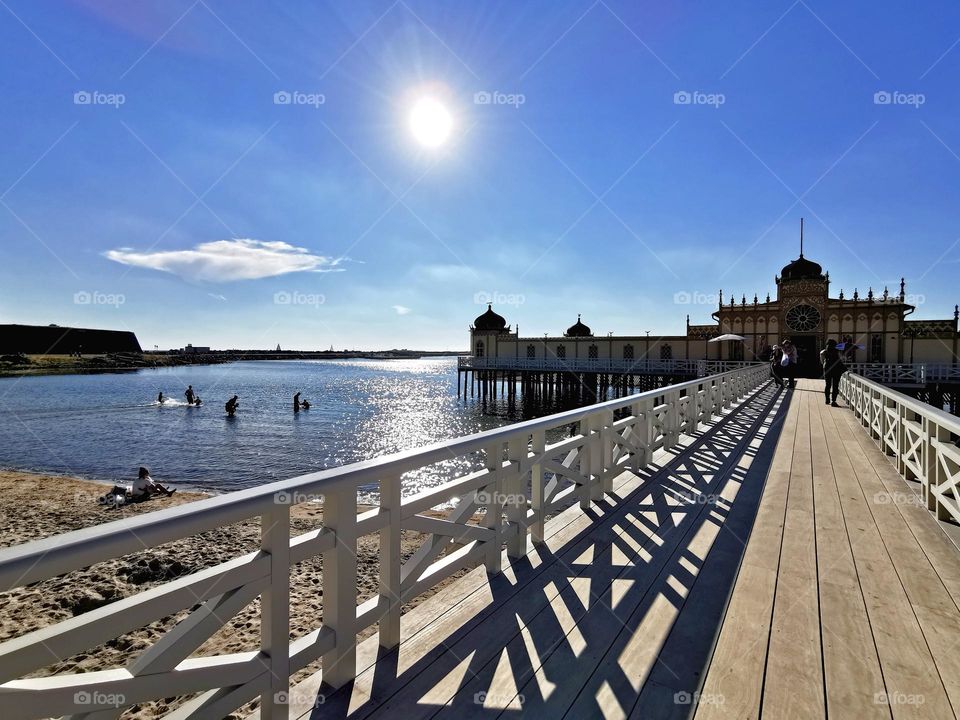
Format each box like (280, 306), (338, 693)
(208, 292), (227, 301)
(392, 305), (412, 315)
(104, 239), (344, 282)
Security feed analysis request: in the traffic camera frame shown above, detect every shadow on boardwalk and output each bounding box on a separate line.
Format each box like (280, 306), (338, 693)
(306, 382), (790, 720)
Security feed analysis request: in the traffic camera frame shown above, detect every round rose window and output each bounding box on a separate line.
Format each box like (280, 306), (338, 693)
(785, 304), (821, 332)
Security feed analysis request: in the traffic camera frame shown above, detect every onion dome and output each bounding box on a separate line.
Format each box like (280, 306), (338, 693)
(473, 304), (507, 331)
(780, 254), (824, 281)
(564, 314), (592, 337)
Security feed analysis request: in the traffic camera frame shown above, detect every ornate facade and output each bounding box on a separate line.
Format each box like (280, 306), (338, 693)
(470, 250), (959, 378)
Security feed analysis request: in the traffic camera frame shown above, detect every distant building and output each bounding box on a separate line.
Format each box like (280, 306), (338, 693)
(470, 236), (959, 378)
(181, 344), (211, 354)
(0, 324), (141, 355)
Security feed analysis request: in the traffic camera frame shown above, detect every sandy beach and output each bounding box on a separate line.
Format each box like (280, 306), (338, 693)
(0, 470), (466, 719)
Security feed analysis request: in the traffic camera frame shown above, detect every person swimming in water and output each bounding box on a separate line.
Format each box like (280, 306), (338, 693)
(301, 399), (310, 410)
(185, 385), (195, 404)
(225, 395), (239, 416)
(193, 396), (202, 407)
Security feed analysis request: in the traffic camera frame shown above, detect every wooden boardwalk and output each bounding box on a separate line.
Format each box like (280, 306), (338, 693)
(268, 379), (960, 720)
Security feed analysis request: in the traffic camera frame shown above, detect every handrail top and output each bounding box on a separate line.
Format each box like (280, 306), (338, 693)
(846, 371), (960, 432)
(0, 365), (766, 582)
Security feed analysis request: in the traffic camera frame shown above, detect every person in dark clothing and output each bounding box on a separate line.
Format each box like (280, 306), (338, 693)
(185, 385), (195, 404)
(225, 395), (239, 416)
(820, 339), (846, 406)
(293, 391), (301, 412)
(770, 344), (784, 387)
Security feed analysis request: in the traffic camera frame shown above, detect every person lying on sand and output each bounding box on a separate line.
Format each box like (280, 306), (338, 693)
(131, 466), (175, 500)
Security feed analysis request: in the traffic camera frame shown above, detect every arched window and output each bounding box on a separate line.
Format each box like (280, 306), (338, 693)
(588, 344), (598, 359)
(660, 344), (673, 360)
(556, 345), (566, 359)
(526, 344), (536, 358)
(623, 344), (634, 360)
(870, 334), (883, 362)
(475, 340), (484, 358)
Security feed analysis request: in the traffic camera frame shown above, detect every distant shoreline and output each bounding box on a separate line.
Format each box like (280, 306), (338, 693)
(0, 350), (467, 378)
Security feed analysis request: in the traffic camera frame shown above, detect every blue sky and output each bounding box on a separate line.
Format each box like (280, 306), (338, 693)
(1, 1), (959, 351)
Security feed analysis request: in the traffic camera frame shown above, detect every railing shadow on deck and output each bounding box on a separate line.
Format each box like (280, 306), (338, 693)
(305, 383), (791, 719)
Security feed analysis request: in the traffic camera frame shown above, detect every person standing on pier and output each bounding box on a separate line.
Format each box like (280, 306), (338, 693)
(820, 339), (846, 407)
(780, 339), (798, 389)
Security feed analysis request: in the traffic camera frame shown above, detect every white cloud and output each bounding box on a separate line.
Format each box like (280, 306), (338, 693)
(392, 305), (412, 315)
(208, 293), (227, 301)
(104, 239), (344, 282)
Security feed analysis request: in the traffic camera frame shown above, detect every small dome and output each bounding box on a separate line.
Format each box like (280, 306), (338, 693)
(780, 254), (823, 281)
(473, 304), (507, 331)
(564, 314), (592, 337)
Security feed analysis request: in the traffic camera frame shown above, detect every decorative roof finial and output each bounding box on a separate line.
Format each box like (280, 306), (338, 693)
(754, 293), (758, 305)
(853, 288), (859, 300)
(955, 304), (959, 321)
(766, 292), (771, 303)
(883, 286), (889, 300)
(719, 289), (723, 304)
(741, 294), (746, 305)
(867, 287), (874, 301)
(800, 217), (804, 257)
(900, 277), (906, 298)
(839, 288), (845, 300)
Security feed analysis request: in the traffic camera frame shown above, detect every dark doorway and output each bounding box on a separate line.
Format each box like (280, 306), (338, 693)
(791, 335), (820, 377)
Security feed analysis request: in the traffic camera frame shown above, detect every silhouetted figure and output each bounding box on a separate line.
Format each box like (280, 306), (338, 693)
(293, 392), (301, 413)
(193, 396), (202, 407)
(301, 399), (310, 410)
(770, 344), (784, 387)
(185, 385), (195, 404)
(131, 466), (175, 500)
(780, 339), (798, 389)
(820, 339), (846, 407)
(225, 395), (239, 416)
(157, 391), (165, 404)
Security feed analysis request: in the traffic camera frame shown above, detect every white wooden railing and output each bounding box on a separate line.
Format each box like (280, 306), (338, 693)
(0, 364), (770, 720)
(458, 357), (758, 376)
(845, 362), (960, 384)
(841, 372), (960, 525)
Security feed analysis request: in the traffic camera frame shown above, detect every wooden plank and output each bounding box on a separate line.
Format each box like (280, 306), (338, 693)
(809, 391), (888, 719)
(694, 386), (799, 720)
(760, 390), (826, 719)
(820, 392), (955, 719)
(828, 403), (960, 716)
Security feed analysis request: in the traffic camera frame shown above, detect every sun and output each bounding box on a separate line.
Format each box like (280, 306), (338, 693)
(409, 97), (452, 148)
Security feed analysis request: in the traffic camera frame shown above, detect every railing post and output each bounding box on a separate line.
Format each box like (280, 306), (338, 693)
(321, 486), (357, 689)
(530, 430), (546, 544)
(634, 398), (653, 470)
(928, 419), (952, 521)
(379, 474), (401, 649)
(483, 442), (503, 572)
(260, 501), (291, 720)
(506, 436), (527, 558)
(578, 417), (592, 509)
(665, 389), (681, 448)
(600, 409), (614, 493)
